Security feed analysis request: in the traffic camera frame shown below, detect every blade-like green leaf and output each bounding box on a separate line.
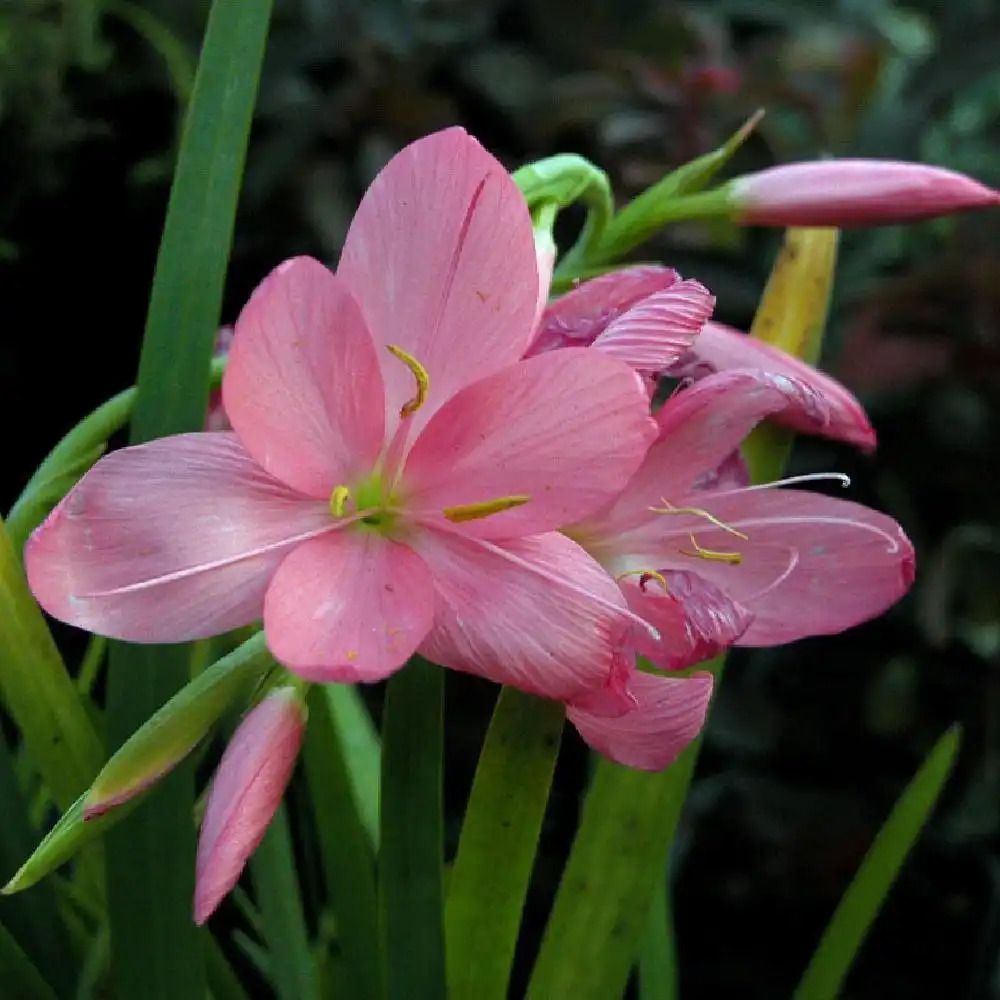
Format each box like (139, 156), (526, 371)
(379, 659), (445, 1000)
(103, 1), (273, 998)
(303, 687), (381, 1000)
(0, 917), (60, 1000)
(250, 805), (319, 1000)
(445, 687), (564, 1000)
(88, 633), (271, 815)
(0, 735), (74, 998)
(792, 725), (962, 1000)
(0, 517), (104, 811)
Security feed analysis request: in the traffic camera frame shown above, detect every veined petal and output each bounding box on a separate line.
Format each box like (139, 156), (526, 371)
(194, 687), (306, 924)
(337, 128), (539, 436)
(528, 265), (680, 355)
(414, 530), (629, 702)
(620, 570), (753, 669)
(669, 321), (876, 451)
(616, 489), (915, 645)
(578, 370), (819, 539)
(25, 434), (332, 642)
(403, 349), (656, 537)
(567, 668), (713, 771)
(263, 530), (435, 683)
(590, 279), (715, 371)
(223, 257), (386, 498)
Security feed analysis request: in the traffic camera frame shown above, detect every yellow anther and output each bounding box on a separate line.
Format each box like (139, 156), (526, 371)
(680, 534), (743, 565)
(650, 499), (749, 539)
(387, 344), (430, 417)
(443, 495), (530, 523)
(616, 568), (668, 592)
(330, 485), (351, 517)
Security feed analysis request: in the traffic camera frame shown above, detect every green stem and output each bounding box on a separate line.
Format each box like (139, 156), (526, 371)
(445, 687), (564, 1000)
(379, 659), (445, 1000)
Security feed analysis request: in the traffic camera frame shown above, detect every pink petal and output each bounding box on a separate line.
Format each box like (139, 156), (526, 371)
(732, 159), (1000, 227)
(337, 128), (539, 437)
(403, 349), (656, 537)
(567, 668), (713, 771)
(194, 687), (306, 924)
(669, 321), (876, 450)
(25, 434), (332, 642)
(528, 265), (681, 355)
(578, 370), (820, 540)
(618, 488), (915, 645)
(620, 570), (753, 669)
(414, 530), (630, 702)
(223, 257), (386, 498)
(263, 529), (435, 683)
(590, 279), (715, 371)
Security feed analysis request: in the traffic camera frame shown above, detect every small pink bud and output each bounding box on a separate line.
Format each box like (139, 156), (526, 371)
(731, 160), (1000, 227)
(193, 686), (306, 925)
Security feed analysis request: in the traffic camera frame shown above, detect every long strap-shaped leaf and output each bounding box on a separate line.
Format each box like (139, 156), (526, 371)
(103, 2), (273, 998)
(792, 725), (961, 1000)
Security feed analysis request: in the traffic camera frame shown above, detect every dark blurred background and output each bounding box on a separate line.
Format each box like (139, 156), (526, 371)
(3, 0), (1000, 996)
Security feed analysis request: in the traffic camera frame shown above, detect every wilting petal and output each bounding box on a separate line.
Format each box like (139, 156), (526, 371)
(731, 159), (1000, 227)
(528, 265), (680, 355)
(617, 488), (915, 645)
(404, 349), (656, 537)
(578, 371), (819, 540)
(337, 128), (538, 436)
(223, 258), (386, 497)
(25, 434), (332, 642)
(194, 687), (306, 924)
(263, 530), (435, 683)
(590, 279), (714, 371)
(620, 571), (753, 669)
(414, 530), (629, 702)
(567, 668), (713, 771)
(669, 321), (875, 450)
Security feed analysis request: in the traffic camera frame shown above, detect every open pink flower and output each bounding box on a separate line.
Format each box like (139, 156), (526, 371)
(569, 370), (915, 658)
(195, 686), (306, 925)
(26, 129), (657, 702)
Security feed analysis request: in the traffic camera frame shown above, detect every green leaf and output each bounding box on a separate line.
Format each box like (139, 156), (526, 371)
(0, 517), (104, 811)
(379, 659), (445, 1000)
(103, 1), (273, 997)
(87, 633), (272, 816)
(525, 679), (718, 1000)
(792, 725), (962, 1000)
(250, 805), (319, 1000)
(303, 687), (381, 1000)
(590, 110), (763, 265)
(0, 917), (60, 1000)
(445, 687), (564, 1000)
(205, 931), (252, 1000)
(0, 735), (74, 998)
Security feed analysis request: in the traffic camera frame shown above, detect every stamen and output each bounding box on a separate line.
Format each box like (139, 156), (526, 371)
(680, 535), (743, 565)
(443, 495), (530, 523)
(650, 500), (749, 539)
(386, 344), (430, 417)
(711, 471), (852, 497)
(330, 485), (351, 517)
(616, 568), (668, 592)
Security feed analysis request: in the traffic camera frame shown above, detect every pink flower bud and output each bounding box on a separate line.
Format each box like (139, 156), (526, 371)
(193, 686), (306, 925)
(731, 160), (1000, 227)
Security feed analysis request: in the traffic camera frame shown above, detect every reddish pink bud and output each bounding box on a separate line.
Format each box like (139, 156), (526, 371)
(732, 160), (1000, 227)
(193, 686), (306, 925)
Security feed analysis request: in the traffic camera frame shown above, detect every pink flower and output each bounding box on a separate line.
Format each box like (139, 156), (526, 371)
(667, 320), (876, 451)
(568, 370), (915, 659)
(730, 160), (1000, 227)
(26, 128), (657, 701)
(527, 265), (715, 374)
(194, 686), (306, 925)
(528, 265), (875, 451)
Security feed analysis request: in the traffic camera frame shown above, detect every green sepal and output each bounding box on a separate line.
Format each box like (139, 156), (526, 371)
(85, 631), (273, 817)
